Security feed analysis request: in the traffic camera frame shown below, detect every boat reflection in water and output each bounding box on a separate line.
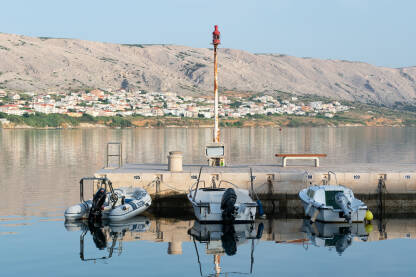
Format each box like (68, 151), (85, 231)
(62, 216), (413, 267)
(188, 221), (263, 276)
(64, 217), (151, 261)
(301, 220), (370, 255)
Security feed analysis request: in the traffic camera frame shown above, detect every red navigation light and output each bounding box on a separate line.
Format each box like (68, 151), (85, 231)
(212, 25), (220, 46)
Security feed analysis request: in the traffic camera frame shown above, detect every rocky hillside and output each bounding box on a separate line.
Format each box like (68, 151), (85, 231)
(0, 32), (415, 106)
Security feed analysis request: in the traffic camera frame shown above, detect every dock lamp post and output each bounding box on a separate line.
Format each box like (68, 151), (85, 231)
(212, 25), (220, 144)
(206, 25), (225, 167)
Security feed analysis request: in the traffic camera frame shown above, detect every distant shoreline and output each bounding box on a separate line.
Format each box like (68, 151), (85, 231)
(0, 119), (412, 130)
(1, 109), (415, 129)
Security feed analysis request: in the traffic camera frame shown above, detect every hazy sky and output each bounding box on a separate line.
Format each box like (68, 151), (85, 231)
(1, 0), (414, 68)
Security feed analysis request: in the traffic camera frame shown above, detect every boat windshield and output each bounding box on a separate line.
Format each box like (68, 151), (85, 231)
(201, 188), (226, 191)
(307, 189), (315, 199)
(325, 190), (343, 209)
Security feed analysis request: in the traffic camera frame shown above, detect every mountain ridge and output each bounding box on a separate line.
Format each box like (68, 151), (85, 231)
(0, 32), (415, 106)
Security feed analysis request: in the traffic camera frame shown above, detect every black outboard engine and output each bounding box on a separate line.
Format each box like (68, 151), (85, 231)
(221, 188), (237, 223)
(88, 188), (107, 223)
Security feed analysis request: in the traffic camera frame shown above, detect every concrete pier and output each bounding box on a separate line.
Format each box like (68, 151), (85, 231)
(95, 162), (416, 216)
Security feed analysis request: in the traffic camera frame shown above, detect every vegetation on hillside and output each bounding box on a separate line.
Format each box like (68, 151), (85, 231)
(0, 112), (131, 128)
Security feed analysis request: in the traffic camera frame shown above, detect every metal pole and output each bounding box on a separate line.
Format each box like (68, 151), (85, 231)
(119, 143), (122, 168)
(213, 44), (220, 143)
(106, 143), (109, 168)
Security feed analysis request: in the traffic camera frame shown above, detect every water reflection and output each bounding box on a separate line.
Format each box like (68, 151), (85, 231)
(302, 220), (369, 255)
(62, 217), (416, 261)
(188, 222), (263, 275)
(65, 217), (151, 262)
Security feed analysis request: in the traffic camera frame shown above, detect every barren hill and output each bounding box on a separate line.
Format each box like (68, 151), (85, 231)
(0, 32), (415, 106)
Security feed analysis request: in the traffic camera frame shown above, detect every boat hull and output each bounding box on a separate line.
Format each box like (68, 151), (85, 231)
(64, 193), (151, 222)
(64, 201), (91, 220)
(189, 201), (257, 223)
(108, 194), (151, 222)
(301, 199), (367, 222)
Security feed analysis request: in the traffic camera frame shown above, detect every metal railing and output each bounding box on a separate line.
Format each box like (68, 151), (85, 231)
(190, 166), (245, 200)
(106, 142), (122, 168)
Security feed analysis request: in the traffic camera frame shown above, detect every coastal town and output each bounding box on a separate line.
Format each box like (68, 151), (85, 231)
(0, 88), (351, 120)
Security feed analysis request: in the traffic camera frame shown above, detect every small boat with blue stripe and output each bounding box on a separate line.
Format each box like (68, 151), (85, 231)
(65, 177), (151, 222)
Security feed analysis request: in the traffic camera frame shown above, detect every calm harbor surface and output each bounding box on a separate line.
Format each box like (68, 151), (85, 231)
(1, 127), (416, 276)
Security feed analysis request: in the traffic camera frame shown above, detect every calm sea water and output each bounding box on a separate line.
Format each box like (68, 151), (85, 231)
(1, 127), (416, 276)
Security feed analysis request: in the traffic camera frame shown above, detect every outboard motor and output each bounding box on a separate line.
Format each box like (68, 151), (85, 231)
(335, 192), (352, 222)
(88, 188), (107, 223)
(221, 188), (237, 222)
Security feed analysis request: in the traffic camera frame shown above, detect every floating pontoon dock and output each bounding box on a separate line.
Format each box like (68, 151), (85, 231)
(95, 158), (416, 216)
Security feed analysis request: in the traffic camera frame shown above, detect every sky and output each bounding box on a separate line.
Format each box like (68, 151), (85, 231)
(1, 0), (415, 68)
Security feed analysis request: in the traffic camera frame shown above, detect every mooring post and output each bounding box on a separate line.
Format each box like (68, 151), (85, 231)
(156, 219), (162, 240)
(377, 176), (386, 218)
(167, 151), (183, 172)
(267, 175), (273, 195)
(156, 176), (161, 195)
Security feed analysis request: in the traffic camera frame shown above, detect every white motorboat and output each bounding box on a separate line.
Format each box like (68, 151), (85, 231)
(65, 177), (151, 222)
(187, 169), (257, 223)
(299, 184), (367, 223)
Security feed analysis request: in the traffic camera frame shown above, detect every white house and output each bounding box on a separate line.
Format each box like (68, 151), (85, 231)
(11, 94), (21, 101)
(309, 101), (322, 110)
